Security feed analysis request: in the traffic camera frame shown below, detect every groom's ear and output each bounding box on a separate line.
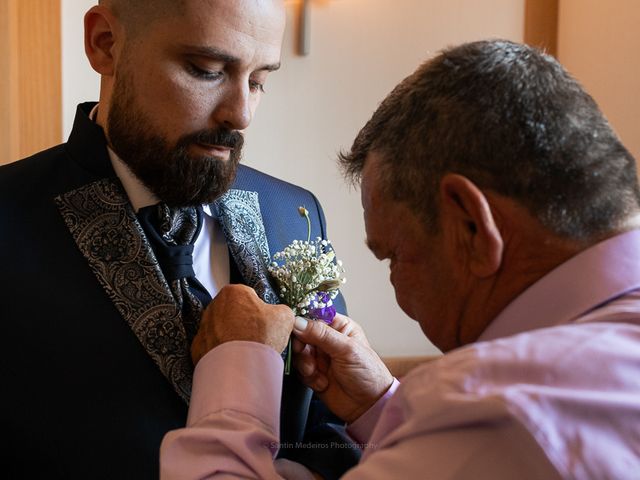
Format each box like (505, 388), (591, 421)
(84, 5), (121, 76)
(438, 174), (504, 278)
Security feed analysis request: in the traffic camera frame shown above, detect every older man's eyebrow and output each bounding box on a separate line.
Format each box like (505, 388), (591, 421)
(181, 45), (281, 72)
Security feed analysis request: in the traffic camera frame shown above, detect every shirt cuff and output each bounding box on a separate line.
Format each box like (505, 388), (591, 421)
(187, 341), (284, 432)
(347, 378), (400, 444)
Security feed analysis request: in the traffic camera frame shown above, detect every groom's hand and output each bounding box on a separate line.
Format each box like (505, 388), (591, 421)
(293, 314), (394, 424)
(191, 284), (295, 365)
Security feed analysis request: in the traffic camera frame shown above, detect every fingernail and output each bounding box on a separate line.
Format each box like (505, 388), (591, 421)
(294, 316), (308, 332)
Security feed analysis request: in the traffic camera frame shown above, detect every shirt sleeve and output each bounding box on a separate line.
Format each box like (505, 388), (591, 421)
(346, 378), (400, 444)
(160, 341), (285, 479)
(339, 343), (566, 480)
(340, 352), (561, 480)
(340, 421), (561, 480)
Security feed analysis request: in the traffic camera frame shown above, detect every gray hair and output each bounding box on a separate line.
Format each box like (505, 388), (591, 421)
(339, 40), (640, 241)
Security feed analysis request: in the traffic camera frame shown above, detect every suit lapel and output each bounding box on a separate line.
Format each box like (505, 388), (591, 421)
(55, 178), (193, 402)
(214, 189), (279, 304)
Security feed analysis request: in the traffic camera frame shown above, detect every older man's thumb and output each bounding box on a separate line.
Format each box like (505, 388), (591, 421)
(293, 316), (348, 356)
(294, 316), (309, 332)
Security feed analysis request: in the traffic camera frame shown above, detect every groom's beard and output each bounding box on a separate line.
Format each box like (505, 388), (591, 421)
(107, 73), (243, 207)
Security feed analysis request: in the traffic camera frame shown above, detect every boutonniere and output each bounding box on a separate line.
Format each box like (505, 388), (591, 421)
(268, 206), (346, 373)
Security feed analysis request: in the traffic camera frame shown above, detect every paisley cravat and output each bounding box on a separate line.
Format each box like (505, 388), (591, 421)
(137, 204), (212, 345)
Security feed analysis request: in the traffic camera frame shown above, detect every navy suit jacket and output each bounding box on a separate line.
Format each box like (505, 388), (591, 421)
(0, 103), (358, 479)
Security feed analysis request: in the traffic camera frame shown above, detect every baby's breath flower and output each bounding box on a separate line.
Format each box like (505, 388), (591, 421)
(268, 228), (346, 318)
(269, 206), (347, 374)
(269, 232), (344, 315)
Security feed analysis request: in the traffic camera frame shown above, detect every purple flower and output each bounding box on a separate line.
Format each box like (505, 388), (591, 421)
(307, 292), (336, 324)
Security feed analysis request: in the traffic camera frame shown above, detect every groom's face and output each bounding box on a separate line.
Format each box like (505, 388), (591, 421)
(105, 0), (285, 206)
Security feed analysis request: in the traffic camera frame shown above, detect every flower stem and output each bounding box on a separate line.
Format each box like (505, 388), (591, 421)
(299, 206), (311, 243)
(305, 212), (311, 243)
(284, 337), (292, 375)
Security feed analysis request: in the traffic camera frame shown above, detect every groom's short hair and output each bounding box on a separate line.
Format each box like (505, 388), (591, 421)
(99, 0), (185, 37)
(339, 40), (640, 242)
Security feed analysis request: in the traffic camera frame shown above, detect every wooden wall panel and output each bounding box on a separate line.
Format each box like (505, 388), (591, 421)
(524, 0), (559, 56)
(0, 0), (61, 165)
(0, 0), (18, 164)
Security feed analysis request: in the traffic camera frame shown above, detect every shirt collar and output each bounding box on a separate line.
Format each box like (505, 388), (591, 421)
(90, 104), (215, 217)
(479, 228), (640, 341)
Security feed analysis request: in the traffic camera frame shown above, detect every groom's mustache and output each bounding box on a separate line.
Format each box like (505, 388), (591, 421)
(178, 128), (245, 152)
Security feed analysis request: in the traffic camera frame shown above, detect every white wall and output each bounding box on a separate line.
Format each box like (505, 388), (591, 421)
(557, 0), (640, 162)
(62, 0), (525, 356)
(62, 0), (99, 138)
(244, 0), (525, 356)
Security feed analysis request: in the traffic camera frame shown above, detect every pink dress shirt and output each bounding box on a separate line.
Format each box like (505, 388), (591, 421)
(161, 229), (640, 479)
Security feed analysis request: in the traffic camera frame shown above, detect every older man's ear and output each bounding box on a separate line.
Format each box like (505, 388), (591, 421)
(439, 173), (504, 279)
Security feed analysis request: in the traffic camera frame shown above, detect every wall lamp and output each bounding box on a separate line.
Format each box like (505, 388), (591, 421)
(298, 0), (310, 56)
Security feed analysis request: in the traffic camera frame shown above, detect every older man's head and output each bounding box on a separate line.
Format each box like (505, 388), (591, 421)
(340, 40), (640, 351)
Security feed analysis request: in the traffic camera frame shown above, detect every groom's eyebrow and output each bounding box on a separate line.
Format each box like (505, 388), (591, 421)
(181, 44), (281, 72)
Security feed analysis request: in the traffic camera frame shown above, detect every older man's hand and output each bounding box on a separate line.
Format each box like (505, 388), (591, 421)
(191, 284), (295, 365)
(293, 314), (394, 424)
